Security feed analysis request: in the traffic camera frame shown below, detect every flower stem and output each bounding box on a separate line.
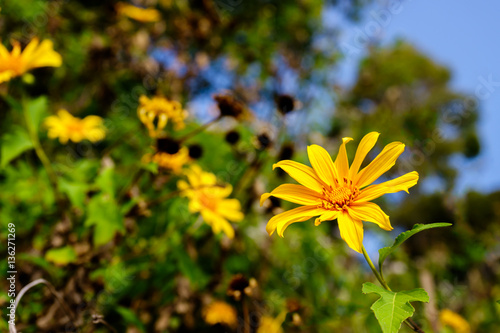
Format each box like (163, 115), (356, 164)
(361, 246), (425, 333)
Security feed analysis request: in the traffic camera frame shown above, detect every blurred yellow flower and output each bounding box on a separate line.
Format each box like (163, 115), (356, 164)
(440, 309), (471, 333)
(0, 38), (62, 83)
(177, 165), (243, 239)
(116, 2), (161, 22)
(257, 312), (287, 333)
(261, 132), (419, 253)
(44, 109), (106, 144)
(151, 147), (191, 174)
(203, 301), (237, 328)
(138, 95), (188, 138)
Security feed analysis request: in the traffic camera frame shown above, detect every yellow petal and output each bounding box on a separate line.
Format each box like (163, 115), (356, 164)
(337, 211), (364, 253)
(202, 210), (235, 239)
(307, 144), (339, 186)
(349, 132), (380, 179)
(356, 171), (419, 202)
(273, 160), (325, 193)
(314, 210), (340, 226)
(266, 205), (324, 237)
(334, 137), (353, 182)
(260, 184), (322, 206)
(355, 142), (405, 188)
(348, 202), (392, 231)
(218, 199), (244, 222)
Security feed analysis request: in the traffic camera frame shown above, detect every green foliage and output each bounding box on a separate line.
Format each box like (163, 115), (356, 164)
(0, 126), (33, 168)
(362, 283), (429, 333)
(45, 246), (77, 266)
(378, 223), (452, 271)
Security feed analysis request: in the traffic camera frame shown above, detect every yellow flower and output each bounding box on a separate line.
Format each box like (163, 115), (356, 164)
(440, 309), (471, 333)
(138, 95), (188, 138)
(116, 2), (161, 22)
(257, 312), (287, 333)
(44, 109), (106, 144)
(261, 132), (419, 253)
(0, 38), (62, 83)
(151, 147), (191, 174)
(177, 165), (244, 239)
(203, 301), (238, 328)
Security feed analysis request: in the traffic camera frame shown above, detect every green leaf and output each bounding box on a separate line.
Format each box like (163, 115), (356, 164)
(362, 283), (429, 333)
(45, 246), (77, 266)
(379, 223), (452, 271)
(58, 177), (88, 209)
(116, 306), (146, 332)
(84, 193), (124, 246)
(497, 300), (500, 305)
(95, 165), (116, 197)
(1, 126), (34, 168)
(24, 96), (48, 135)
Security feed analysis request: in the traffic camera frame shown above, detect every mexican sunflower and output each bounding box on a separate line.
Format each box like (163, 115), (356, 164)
(177, 165), (244, 239)
(0, 38), (62, 83)
(261, 132), (419, 253)
(44, 109), (106, 144)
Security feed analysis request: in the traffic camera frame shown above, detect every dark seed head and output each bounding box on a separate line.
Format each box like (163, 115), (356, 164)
(225, 130), (240, 145)
(188, 144), (203, 159)
(157, 137), (180, 154)
(276, 94), (295, 115)
(214, 94), (244, 119)
(257, 133), (271, 150)
(278, 143), (295, 160)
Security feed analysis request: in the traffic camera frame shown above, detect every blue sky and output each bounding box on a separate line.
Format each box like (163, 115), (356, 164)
(336, 0), (500, 194)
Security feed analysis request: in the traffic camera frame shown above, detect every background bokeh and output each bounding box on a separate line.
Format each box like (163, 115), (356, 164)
(1, 0), (499, 332)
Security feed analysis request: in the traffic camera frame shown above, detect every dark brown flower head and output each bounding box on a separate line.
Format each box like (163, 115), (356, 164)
(276, 94), (295, 115)
(157, 137), (180, 154)
(256, 133), (272, 150)
(214, 94), (244, 119)
(225, 130), (240, 145)
(286, 298), (302, 313)
(188, 144), (203, 159)
(278, 143), (295, 161)
(227, 274), (249, 301)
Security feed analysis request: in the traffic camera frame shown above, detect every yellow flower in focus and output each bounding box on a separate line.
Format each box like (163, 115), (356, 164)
(203, 301), (238, 328)
(257, 312), (287, 333)
(0, 38), (62, 83)
(440, 309), (471, 333)
(44, 109), (106, 144)
(177, 165), (244, 239)
(116, 2), (161, 22)
(261, 132), (419, 253)
(138, 95), (188, 138)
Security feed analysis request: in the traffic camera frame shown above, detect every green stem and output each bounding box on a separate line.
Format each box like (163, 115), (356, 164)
(361, 246), (424, 333)
(23, 106), (61, 202)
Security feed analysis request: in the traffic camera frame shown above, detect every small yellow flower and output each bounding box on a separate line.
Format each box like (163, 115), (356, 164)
(257, 312), (287, 333)
(116, 2), (161, 22)
(151, 148), (191, 174)
(203, 301), (238, 328)
(44, 109), (106, 144)
(138, 95), (188, 138)
(440, 309), (471, 333)
(177, 165), (244, 239)
(0, 38), (62, 83)
(261, 132), (419, 253)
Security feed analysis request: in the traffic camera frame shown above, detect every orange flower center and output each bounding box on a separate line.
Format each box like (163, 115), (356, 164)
(0, 58), (24, 75)
(199, 192), (217, 211)
(320, 184), (359, 211)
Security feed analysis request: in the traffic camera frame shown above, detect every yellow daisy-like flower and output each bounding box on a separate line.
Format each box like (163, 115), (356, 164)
(261, 132), (419, 253)
(203, 301), (238, 328)
(257, 312), (287, 333)
(44, 109), (106, 144)
(0, 38), (62, 83)
(138, 95), (188, 138)
(115, 2), (161, 22)
(177, 165), (244, 239)
(440, 309), (471, 333)
(151, 147), (191, 174)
